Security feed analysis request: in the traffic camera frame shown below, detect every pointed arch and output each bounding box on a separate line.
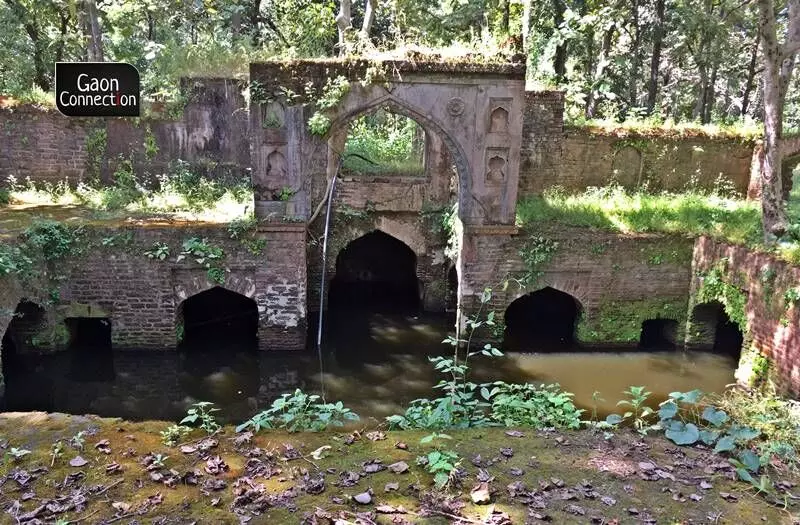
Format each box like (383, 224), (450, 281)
(504, 286), (583, 351)
(176, 286), (259, 346)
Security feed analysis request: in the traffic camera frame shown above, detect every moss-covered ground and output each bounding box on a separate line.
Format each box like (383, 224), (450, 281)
(1, 412), (798, 524)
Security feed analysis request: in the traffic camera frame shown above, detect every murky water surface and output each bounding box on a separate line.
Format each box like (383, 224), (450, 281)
(1, 313), (737, 424)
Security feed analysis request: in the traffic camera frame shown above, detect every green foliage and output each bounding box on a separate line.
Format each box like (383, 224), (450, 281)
(516, 185), (762, 246)
(606, 386), (656, 434)
(144, 242), (170, 261)
(5, 447), (31, 462)
(487, 382), (583, 429)
(22, 220), (82, 261)
(0, 242), (33, 277)
(696, 260), (748, 332)
(512, 236), (558, 288)
(308, 76), (350, 136)
(276, 186), (295, 201)
(417, 433), (460, 489)
(343, 111), (424, 175)
(236, 389), (359, 433)
(228, 215), (266, 255)
(307, 112), (331, 136)
(143, 126), (159, 161)
(177, 237), (226, 284)
(180, 401), (221, 435)
(160, 424), (191, 447)
(577, 299), (686, 343)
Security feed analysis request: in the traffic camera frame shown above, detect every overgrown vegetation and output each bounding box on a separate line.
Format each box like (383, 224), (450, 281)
(236, 389), (359, 433)
(577, 298), (687, 343)
(343, 111), (425, 174)
(3, 160), (252, 223)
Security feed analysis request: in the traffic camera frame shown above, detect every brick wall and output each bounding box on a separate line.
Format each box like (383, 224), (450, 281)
(0, 106), (93, 184)
(0, 78), (250, 186)
(520, 126), (757, 196)
(460, 225), (694, 344)
(691, 237), (800, 396)
(0, 223), (307, 353)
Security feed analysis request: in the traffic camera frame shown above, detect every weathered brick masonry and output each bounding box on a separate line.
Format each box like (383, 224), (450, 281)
(692, 237), (800, 396)
(0, 79), (250, 185)
(0, 223), (307, 355)
(460, 225), (694, 343)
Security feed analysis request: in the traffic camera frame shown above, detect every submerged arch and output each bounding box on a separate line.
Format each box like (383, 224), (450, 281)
(503, 287), (582, 351)
(176, 286), (259, 347)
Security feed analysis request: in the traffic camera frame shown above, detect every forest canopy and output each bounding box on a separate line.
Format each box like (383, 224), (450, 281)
(0, 0), (798, 130)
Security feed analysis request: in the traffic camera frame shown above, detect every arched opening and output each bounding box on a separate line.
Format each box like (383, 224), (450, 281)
(1, 300), (51, 410)
(178, 287), (259, 349)
(446, 265), (458, 312)
(690, 301), (744, 359)
(503, 287), (582, 351)
(65, 317), (114, 381)
(342, 108), (426, 175)
(328, 230), (420, 315)
(638, 319), (678, 350)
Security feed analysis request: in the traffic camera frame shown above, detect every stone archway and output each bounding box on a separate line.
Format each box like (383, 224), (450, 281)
(249, 59), (525, 226)
(504, 286), (583, 351)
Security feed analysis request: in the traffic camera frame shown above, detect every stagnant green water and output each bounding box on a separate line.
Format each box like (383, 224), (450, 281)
(1, 313), (737, 424)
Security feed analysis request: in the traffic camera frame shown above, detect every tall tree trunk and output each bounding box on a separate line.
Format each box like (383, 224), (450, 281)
(360, 0), (377, 41)
(703, 65), (717, 123)
(552, 0), (567, 84)
(522, 0), (531, 53)
(586, 25), (615, 118)
(81, 0), (104, 61)
(741, 36), (759, 116)
(628, 0), (642, 111)
(756, 0), (800, 238)
(336, 0), (352, 55)
(500, 0), (510, 35)
(646, 0), (665, 114)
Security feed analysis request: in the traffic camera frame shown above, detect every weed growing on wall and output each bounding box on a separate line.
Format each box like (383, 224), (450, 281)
(236, 389), (359, 433)
(696, 259), (748, 332)
(307, 76), (350, 136)
(227, 215), (266, 256)
(512, 235), (558, 288)
(84, 127), (107, 182)
(577, 298), (687, 343)
(177, 238), (226, 284)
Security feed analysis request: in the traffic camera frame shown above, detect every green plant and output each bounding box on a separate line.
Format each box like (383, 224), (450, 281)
(308, 112), (331, 136)
(180, 401), (221, 435)
(487, 382), (583, 429)
(22, 219), (82, 261)
(143, 126), (159, 161)
(70, 431), (86, 450)
(161, 424), (192, 446)
(177, 237), (226, 284)
(144, 242), (170, 260)
(85, 127), (107, 182)
(696, 261), (748, 332)
(606, 386), (656, 434)
(514, 236), (559, 288)
(50, 441), (64, 466)
(151, 453), (169, 468)
(387, 288), (503, 430)
(417, 433), (460, 489)
(236, 389), (359, 433)
(276, 186), (295, 201)
(6, 447), (31, 462)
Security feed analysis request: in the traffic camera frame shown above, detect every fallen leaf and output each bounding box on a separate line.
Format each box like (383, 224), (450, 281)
(376, 504), (406, 514)
(471, 482), (492, 504)
(69, 456), (88, 467)
(388, 461), (409, 474)
(310, 445), (331, 460)
(366, 431), (386, 441)
(505, 430), (525, 438)
(385, 482), (399, 492)
(394, 441), (408, 450)
(112, 501), (130, 513)
(95, 439), (112, 454)
(354, 491), (372, 504)
(180, 445), (198, 454)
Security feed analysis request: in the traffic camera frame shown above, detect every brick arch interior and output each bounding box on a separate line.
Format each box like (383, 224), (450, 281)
(174, 285), (260, 347)
(503, 285), (583, 351)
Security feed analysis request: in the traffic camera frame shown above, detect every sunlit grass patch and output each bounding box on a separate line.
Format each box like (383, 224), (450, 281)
(517, 185), (763, 245)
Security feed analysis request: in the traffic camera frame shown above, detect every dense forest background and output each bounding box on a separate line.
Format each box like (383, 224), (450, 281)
(0, 0), (797, 130)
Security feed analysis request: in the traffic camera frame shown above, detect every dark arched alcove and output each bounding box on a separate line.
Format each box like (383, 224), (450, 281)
(328, 231), (420, 315)
(503, 287), (582, 351)
(691, 301), (744, 359)
(66, 317), (114, 381)
(178, 287), (259, 348)
(638, 319), (678, 350)
(1, 301), (51, 410)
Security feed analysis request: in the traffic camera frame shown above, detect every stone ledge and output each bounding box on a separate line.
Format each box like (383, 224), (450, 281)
(465, 224), (519, 236)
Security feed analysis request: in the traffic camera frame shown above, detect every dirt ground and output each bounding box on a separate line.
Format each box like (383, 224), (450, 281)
(0, 412), (798, 524)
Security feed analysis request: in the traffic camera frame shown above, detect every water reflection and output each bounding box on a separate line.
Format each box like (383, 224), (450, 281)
(1, 312), (737, 423)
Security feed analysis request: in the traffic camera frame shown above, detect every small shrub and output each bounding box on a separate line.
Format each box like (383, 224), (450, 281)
(144, 242), (170, 260)
(180, 401), (221, 435)
(417, 433), (460, 489)
(236, 389), (359, 433)
(161, 424), (192, 446)
(488, 382), (583, 429)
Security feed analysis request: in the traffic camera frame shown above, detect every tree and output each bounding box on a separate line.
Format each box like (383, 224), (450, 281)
(757, 0), (800, 238)
(80, 0), (103, 61)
